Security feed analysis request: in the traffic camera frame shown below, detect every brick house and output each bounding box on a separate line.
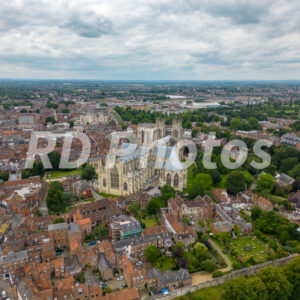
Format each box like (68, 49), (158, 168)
(254, 196), (273, 212)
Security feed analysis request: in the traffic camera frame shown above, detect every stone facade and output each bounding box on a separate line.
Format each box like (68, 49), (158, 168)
(98, 119), (187, 196)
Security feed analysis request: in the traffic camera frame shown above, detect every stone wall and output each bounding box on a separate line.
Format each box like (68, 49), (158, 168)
(146, 255), (297, 300)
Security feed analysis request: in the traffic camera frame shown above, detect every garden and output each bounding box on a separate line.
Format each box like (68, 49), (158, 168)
(212, 232), (270, 267)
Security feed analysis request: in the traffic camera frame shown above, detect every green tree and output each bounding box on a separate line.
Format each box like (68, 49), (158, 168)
(0, 171), (9, 181)
(146, 197), (162, 215)
(256, 174), (275, 192)
(46, 181), (66, 213)
(93, 224), (108, 240)
(233, 224), (240, 237)
(280, 158), (298, 174)
(145, 245), (161, 264)
(257, 267), (292, 300)
(62, 108), (69, 113)
(210, 170), (222, 186)
(251, 206), (263, 220)
(246, 277), (268, 300)
(201, 259), (217, 272)
(248, 117), (260, 130)
(21, 161), (45, 178)
(224, 277), (250, 300)
(45, 116), (56, 124)
(241, 171), (254, 188)
(81, 165), (96, 180)
(226, 171), (246, 194)
(54, 217), (65, 224)
(289, 164), (300, 180)
(160, 185), (176, 203)
(48, 152), (61, 170)
(188, 182), (206, 199)
(284, 256), (300, 300)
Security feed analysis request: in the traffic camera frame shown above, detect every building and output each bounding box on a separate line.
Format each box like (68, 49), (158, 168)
(48, 223), (69, 248)
(78, 111), (109, 125)
(72, 180), (92, 198)
(254, 196), (273, 212)
(181, 195), (215, 221)
(98, 118), (187, 196)
(146, 268), (191, 292)
(74, 199), (122, 228)
(109, 215), (142, 241)
(98, 253), (113, 280)
(0, 250), (28, 279)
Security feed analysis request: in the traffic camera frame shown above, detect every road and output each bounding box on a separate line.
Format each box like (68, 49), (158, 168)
(191, 238), (232, 286)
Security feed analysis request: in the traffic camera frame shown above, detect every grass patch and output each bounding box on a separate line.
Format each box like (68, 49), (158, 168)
(176, 285), (224, 300)
(142, 217), (158, 228)
(230, 236), (268, 263)
(97, 191), (118, 198)
(48, 169), (81, 179)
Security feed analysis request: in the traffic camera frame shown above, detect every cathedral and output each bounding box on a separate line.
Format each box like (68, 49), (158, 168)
(97, 118), (187, 196)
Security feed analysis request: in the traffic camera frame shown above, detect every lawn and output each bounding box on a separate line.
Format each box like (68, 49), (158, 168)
(175, 285), (224, 300)
(48, 169), (81, 179)
(230, 236), (268, 263)
(97, 192), (118, 198)
(142, 217), (158, 228)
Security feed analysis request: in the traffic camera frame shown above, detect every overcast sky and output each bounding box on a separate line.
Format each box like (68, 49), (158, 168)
(0, 0), (300, 80)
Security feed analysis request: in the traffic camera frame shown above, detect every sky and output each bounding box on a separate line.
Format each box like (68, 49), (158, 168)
(0, 0), (300, 80)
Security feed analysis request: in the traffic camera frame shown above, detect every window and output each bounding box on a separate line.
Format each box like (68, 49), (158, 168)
(174, 174), (179, 187)
(103, 178), (106, 187)
(167, 173), (171, 186)
(110, 167), (119, 189)
(124, 182), (127, 191)
(174, 129), (178, 138)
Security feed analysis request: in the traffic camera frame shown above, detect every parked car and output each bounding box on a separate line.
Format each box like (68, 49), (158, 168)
(117, 276), (124, 281)
(2, 291), (7, 299)
(121, 284), (128, 289)
(88, 241), (95, 246)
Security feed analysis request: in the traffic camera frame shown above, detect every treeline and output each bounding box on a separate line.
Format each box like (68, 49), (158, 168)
(179, 256), (300, 300)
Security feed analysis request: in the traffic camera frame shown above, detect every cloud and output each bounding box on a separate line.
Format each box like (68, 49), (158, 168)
(61, 12), (113, 38)
(0, 0), (299, 79)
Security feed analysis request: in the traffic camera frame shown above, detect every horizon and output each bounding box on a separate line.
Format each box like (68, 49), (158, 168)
(1, 1), (300, 80)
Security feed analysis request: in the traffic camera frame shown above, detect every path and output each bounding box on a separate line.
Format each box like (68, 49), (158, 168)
(191, 238), (232, 285)
(209, 238), (232, 272)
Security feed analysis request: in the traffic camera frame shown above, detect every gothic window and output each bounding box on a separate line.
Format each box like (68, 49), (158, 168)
(141, 131), (145, 144)
(167, 173), (171, 186)
(124, 182), (128, 191)
(158, 129), (161, 138)
(110, 167), (119, 189)
(174, 174), (179, 187)
(103, 178), (106, 187)
(174, 130), (178, 138)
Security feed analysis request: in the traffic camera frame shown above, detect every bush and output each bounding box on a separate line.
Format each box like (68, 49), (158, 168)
(212, 270), (223, 278)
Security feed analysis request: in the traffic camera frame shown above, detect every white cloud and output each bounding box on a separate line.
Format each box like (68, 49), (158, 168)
(0, 0), (299, 79)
